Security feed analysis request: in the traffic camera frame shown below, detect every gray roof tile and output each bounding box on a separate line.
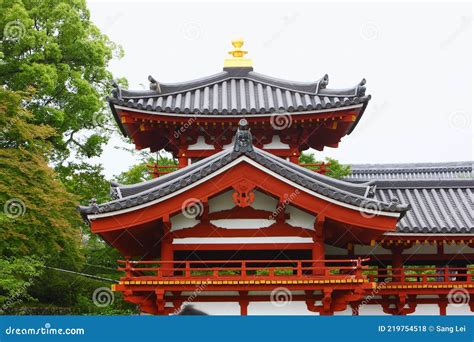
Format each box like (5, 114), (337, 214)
(109, 68), (369, 116)
(79, 120), (406, 219)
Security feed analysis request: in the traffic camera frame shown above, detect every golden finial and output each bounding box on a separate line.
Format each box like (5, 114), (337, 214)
(224, 38), (252, 68)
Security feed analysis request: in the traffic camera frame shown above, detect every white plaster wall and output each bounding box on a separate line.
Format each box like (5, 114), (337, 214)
(208, 190), (235, 213)
(444, 243), (474, 254)
(355, 244), (391, 255)
(262, 135), (290, 149)
(170, 212), (199, 231)
(210, 219), (275, 229)
(251, 190), (278, 211)
(172, 237), (314, 244)
(285, 205), (315, 230)
(188, 136), (214, 150)
(402, 244), (437, 254)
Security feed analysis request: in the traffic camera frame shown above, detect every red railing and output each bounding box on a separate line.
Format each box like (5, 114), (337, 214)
(118, 258), (368, 280)
(147, 164), (178, 178)
(299, 162), (331, 175)
(366, 266), (474, 284)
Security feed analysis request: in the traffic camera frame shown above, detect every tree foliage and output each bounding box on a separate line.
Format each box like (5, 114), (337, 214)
(299, 152), (351, 179)
(0, 88), (82, 268)
(0, 0), (123, 163)
(115, 153), (177, 185)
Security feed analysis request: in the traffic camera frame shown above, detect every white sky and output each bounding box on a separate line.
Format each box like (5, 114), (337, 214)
(87, 1), (473, 179)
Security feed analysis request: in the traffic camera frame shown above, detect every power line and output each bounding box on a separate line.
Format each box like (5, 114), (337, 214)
(43, 266), (118, 283)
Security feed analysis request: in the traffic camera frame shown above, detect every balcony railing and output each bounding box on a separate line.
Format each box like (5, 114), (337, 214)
(366, 266), (474, 284)
(117, 260), (474, 286)
(118, 258), (367, 281)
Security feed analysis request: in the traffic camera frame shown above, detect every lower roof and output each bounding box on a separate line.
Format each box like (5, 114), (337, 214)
(345, 162), (473, 234)
(346, 161), (473, 182)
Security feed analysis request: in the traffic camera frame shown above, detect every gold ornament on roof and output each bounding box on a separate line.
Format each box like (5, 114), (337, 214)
(224, 38), (253, 68)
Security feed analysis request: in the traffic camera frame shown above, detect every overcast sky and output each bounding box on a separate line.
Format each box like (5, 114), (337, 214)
(87, 1), (472, 179)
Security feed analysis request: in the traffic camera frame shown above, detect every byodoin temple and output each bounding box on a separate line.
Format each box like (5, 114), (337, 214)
(79, 40), (474, 316)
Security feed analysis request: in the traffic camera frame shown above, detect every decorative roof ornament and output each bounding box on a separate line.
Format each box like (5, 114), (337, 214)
(233, 118), (254, 153)
(224, 38), (253, 68)
(148, 75), (161, 93)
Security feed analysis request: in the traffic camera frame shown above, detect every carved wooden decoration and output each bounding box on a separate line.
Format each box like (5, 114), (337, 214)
(232, 180), (256, 207)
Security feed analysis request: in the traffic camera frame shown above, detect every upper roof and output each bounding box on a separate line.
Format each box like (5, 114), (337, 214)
(109, 68), (369, 117)
(79, 120), (406, 218)
(346, 161), (473, 182)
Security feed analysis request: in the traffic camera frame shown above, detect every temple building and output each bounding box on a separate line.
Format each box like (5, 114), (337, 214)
(79, 40), (474, 316)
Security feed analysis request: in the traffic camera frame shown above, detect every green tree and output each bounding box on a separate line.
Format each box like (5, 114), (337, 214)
(299, 152), (351, 179)
(115, 153), (177, 185)
(0, 257), (44, 314)
(0, 0), (124, 164)
(0, 88), (82, 267)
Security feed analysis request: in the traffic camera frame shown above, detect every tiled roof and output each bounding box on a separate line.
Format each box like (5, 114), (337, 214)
(79, 120), (406, 218)
(346, 161), (473, 182)
(109, 67), (370, 117)
(373, 179), (473, 234)
(346, 162), (474, 234)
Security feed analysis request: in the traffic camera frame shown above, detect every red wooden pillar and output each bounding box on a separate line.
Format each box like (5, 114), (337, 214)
(312, 216), (325, 275)
(439, 299), (448, 316)
(161, 218), (174, 277)
(239, 291), (249, 316)
(177, 147), (188, 168)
